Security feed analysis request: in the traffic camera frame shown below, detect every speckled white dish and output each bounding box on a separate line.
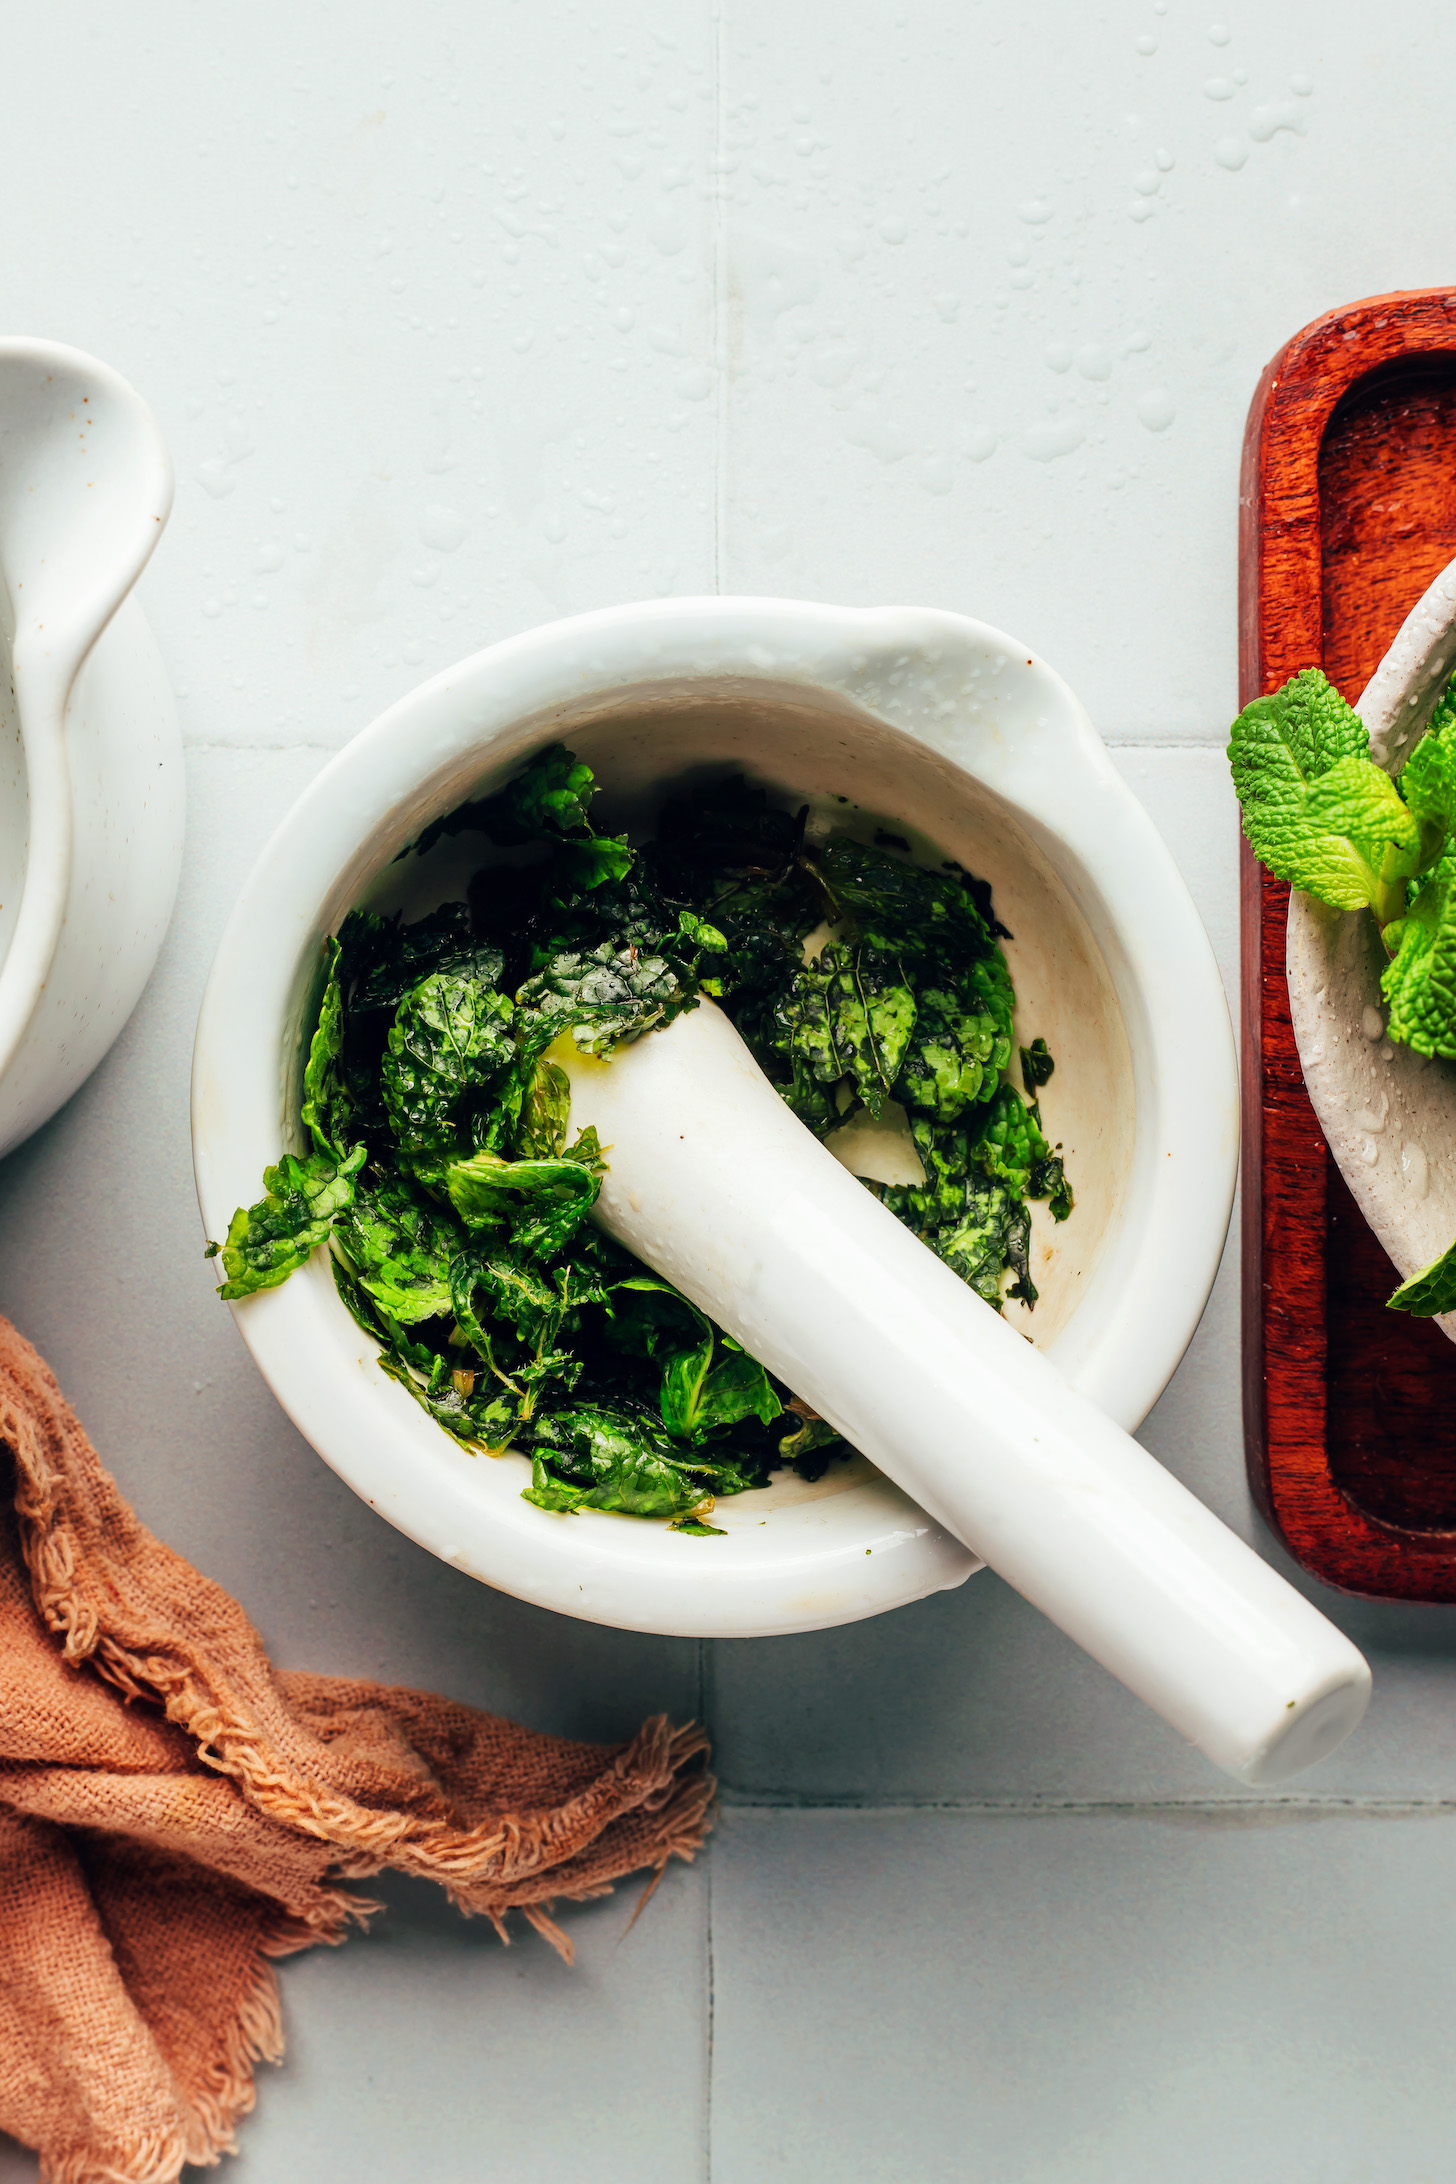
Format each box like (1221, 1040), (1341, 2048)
(191, 598), (1238, 1639)
(1288, 557), (1456, 1338)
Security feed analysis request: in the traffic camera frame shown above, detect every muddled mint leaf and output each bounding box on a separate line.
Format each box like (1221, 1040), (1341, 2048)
(1020, 1037), (1055, 1092)
(301, 936), (352, 1157)
(445, 1148), (601, 1256)
(334, 1176), (462, 1325)
(517, 939), (700, 1056)
(382, 965), (514, 1154)
(514, 1058), (572, 1160)
(486, 744), (599, 842)
(526, 1404), (721, 1521)
(213, 1144), (366, 1300)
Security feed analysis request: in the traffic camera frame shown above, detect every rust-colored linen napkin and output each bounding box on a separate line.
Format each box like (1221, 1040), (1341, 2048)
(0, 1315), (712, 2184)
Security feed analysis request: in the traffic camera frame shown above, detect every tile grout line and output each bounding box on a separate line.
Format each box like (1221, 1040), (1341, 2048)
(715, 1794), (1456, 1818)
(181, 741), (337, 755)
(704, 1817), (717, 2184)
(710, 0), (728, 599)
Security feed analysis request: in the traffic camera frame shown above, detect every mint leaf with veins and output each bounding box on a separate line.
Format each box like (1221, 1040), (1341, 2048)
(517, 939), (700, 1056)
(1381, 849), (1456, 1059)
(334, 1176), (463, 1325)
(1228, 670), (1417, 916)
(382, 966), (514, 1154)
(210, 1144), (366, 1300)
(1389, 1230), (1456, 1317)
(444, 1148), (601, 1257)
(301, 936), (352, 1157)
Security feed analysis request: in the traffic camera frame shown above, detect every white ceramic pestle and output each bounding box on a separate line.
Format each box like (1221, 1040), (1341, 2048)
(0, 337), (180, 1153)
(558, 998), (1371, 1785)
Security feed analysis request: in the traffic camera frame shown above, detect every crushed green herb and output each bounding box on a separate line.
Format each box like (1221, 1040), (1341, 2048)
(211, 750), (1073, 1527)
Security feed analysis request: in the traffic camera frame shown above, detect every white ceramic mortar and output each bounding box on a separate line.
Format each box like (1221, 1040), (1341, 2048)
(193, 597), (1240, 1641)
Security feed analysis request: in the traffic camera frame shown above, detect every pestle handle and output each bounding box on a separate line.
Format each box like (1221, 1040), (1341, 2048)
(558, 1000), (1370, 1785)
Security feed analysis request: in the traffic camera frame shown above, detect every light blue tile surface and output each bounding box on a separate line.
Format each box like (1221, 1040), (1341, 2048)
(218, 1864), (707, 2184)
(710, 1805), (1456, 2184)
(6, 2), (1456, 2178)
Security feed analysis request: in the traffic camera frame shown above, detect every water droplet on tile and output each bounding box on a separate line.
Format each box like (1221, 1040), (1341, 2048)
(1133, 169), (1161, 195)
(1155, 146), (1175, 171)
(1290, 72), (1315, 96)
(1204, 76), (1237, 99)
(1249, 101), (1307, 142)
(1208, 22), (1231, 43)
(1136, 388), (1175, 431)
(1134, 34), (1157, 53)
(254, 542), (285, 574)
(1076, 342), (1112, 381)
(842, 402), (914, 463)
(675, 366), (714, 401)
(197, 458), (235, 499)
(1017, 198), (1054, 224)
(878, 214), (909, 244)
(1214, 137), (1249, 170)
(1045, 341), (1073, 372)
(420, 504), (469, 552)
(1021, 416), (1085, 461)
(963, 425), (997, 462)
(730, 225), (821, 342)
(934, 290), (961, 323)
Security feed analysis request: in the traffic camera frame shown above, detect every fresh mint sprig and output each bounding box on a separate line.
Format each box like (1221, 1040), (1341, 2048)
(1229, 666), (1456, 1316)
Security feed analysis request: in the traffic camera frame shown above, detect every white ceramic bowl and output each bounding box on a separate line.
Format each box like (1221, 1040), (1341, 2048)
(192, 598), (1237, 1639)
(0, 339), (182, 1157)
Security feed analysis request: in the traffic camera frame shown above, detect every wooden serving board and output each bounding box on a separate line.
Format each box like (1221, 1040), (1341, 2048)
(1242, 287), (1456, 1599)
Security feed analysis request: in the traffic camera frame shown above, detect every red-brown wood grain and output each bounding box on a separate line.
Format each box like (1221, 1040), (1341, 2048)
(1242, 288), (1456, 1597)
